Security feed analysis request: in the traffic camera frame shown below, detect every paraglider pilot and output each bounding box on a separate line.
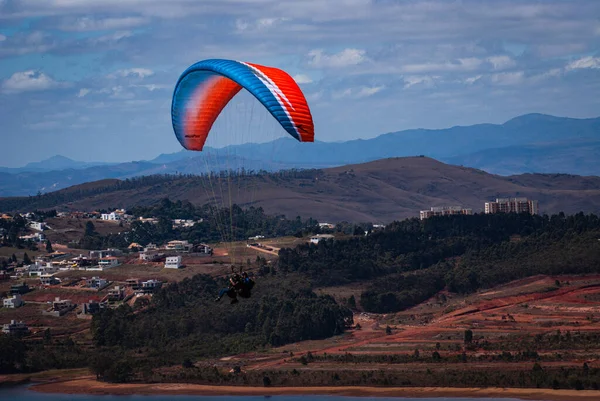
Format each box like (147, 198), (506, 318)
(215, 267), (255, 304)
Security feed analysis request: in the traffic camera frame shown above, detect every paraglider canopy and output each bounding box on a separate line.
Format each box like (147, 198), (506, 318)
(171, 59), (315, 151)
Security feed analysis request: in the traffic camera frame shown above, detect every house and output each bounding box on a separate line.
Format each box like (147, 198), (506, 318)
(165, 240), (193, 252)
(10, 283), (30, 295)
(128, 242), (143, 250)
(137, 279), (162, 294)
(19, 232), (45, 242)
(318, 223), (335, 229)
(29, 221), (46, 231)
(90, 249), (123, 258)
(164, 255), (182, 269)
(80, 300), (107, 316)
(98, 257), (120, 268)
(40, 274), (60, 286)
(138, 217), (159, 224)
(101, 210), (124, 221)
(139, 251), (164, 262)
(86, 277), (108, 289)
(43, 297), (76, 316)
(3, 294), (24, 308)
(107, 286), (124, 302)
(194, 243), (213, 255)
(0, 271), (10, 281)
(126, 278), (141, 289)
(172, 219), (196, 228)
(310, 234), (335, 244)
(2, 320), (29, 335)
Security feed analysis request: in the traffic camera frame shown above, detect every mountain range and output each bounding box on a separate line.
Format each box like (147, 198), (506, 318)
(2, 157), (599, 222)
(0, 113), (598, 197)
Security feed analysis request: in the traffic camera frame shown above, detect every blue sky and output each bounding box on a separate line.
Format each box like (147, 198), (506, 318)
(0, 0), (599, 167)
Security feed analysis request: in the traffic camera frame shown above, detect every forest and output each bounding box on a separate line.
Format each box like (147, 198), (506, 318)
(277, 212), (600, 313)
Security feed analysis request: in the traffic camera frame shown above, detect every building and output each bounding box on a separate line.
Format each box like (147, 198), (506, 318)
(318, 223), (335, 229)
(98, 257), (120, 268)
(164, 255), (183, 269)
(28, 221), (46, 231)
(10, 283), (30, 295)
(165, 240), (193, 252)
(80, 300), (107, 316)
(40, 274), (60, 286)
(310, 234), (335, 244)
(2, 320), (29, 335)
(139, 251), (164, 262)
(3, 294), (24, 308)
(43, 297), (76, 316)
(420, 206), (473, 220)
(90, 249), (123, 258)
(101, 209), (127, 221)
(137, 279), (162, 294)
(484, 198), (539, 215)
(126, 278), (141, 290)
(107, 286), (125, 302)
(87, 277), (108, 289)
(194, 243), (213, 255)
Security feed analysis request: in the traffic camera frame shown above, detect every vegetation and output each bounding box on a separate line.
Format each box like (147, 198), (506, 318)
(278, 212), (600, 313)
(0, 170), (322, 212)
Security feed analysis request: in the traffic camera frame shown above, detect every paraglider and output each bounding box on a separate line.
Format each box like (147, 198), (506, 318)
(171, 59), (314, 304)
(171, 58), (314, 151)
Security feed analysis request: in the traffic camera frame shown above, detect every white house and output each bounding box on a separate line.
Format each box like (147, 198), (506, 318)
(3, 294), (24, 308)
(310, 234), (335, 244)
(98, 257), (120, 268)
(101, 212), (120, 221)
(164, 255), (182, 269)
(29, 221), (46, 231)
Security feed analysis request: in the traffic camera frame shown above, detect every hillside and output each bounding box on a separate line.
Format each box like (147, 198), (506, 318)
(0, 113), (599, 196)
(2, 157), (599, 222)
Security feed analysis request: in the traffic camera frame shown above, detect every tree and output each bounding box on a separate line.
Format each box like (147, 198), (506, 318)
(85, 221), (96, 237)
(45, 239), (53, 253)
(464, 329), (473, 344)
(347, 295), (356, 309)
(23, 252), (31, 265)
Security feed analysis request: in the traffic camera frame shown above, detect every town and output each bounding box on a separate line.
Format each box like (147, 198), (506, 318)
(0, 195), (540, 336)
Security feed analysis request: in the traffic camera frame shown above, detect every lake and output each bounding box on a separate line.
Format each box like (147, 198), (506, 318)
(0, 386), (541, 401)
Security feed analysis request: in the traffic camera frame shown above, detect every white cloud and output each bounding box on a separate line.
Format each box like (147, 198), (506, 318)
(565, 56), (600, 70)
(464, 75), (483, 85)
(401, 58), (482, 73)
(76, 88), (90, 97)
(0, 34), (6, 42)
(132, 84), (170, 91)
(307, 48), (367, 68)
(59, 16), (148, 31)
(1, 70), (67, 93)
(292, 74), (313, 84)
(486, 55), (516, 70)
(490, 71), (525, 86)
(89, 30), (133, 44)
(25, 121), (60, 130)
(403, 75), (438, 89)
(109, 68), (154, 79)
(333, 85), (384, 99)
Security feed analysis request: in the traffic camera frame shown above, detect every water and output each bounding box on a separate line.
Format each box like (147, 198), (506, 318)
(0, 386), (540, 401)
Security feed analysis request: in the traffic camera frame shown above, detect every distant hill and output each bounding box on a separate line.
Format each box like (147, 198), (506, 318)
(0, 113), (598, 196)
(2, 157), (599, 223)
(0, 155), (114, 174)
(441, 140), (600, 176)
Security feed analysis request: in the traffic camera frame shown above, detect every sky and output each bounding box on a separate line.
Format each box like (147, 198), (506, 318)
(0, 0), (599, 167)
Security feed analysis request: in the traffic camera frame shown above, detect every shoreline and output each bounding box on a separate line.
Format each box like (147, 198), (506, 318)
(28, 377), (600, 401)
